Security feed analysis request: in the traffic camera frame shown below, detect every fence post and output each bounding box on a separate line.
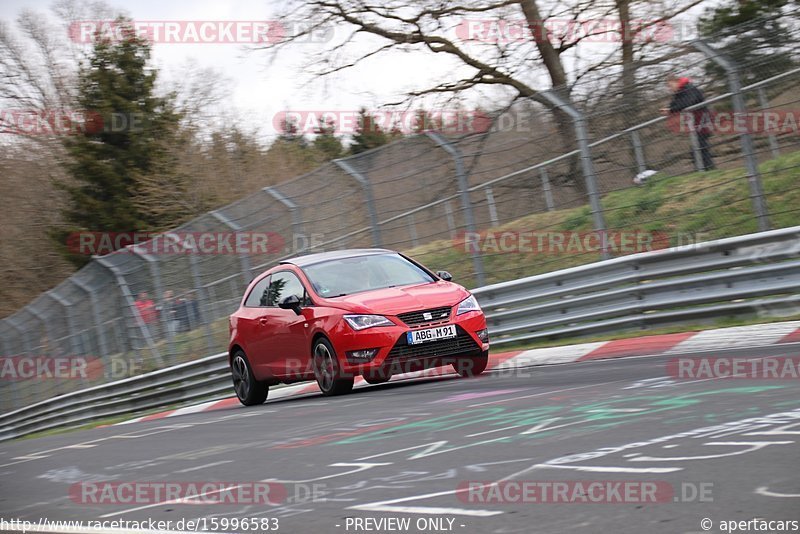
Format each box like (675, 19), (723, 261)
(27, 305), (70, 396)
(540, 91), (609, 258)
(485, 187), (499, 227)
(4, 317), (28, 409)
(333, 159), (383, 248)
(129, 246), (178, 362)
(540, 167), (555, 211)
(6, 315), (32, 356)
(444, 201), (457, 239)
(70, 278), (110, 360)
(163, 234), (216, 356)
(407, 214), (419, 248)
(629, 130), (647, 175)
(94, 256), (163, 367)
(692, 39), (770, 232)
(264, 186), (306, 252)
(756, 87), (781, 158)
(46, 291), (82, 357)
(687, 114), (705, 172)
(426, 131), (486, 286)
(211, 210), (254, 285)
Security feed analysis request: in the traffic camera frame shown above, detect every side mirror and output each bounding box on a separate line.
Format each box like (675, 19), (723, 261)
(279, 294), (302, 314)
(436, 271), (453, 282)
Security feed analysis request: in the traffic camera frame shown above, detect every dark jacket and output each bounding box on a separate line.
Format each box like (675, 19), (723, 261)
(669, 78), (713, 135)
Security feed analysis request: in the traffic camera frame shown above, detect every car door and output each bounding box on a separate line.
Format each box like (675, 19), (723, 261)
(261, 270), (313, 378)
(238, 275), (275, 379)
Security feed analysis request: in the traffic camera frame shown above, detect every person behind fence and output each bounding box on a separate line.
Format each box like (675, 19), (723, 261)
(158, 290), (180, 337)
(661, 73), (715, 171)
(134, 291), (156, 325)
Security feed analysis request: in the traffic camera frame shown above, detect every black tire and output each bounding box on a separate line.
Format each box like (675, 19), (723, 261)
(363, 369), (392, 385)
(312, 338), (354, 396)
(231, 350), (269, 406)
(453, 351), (489, 378)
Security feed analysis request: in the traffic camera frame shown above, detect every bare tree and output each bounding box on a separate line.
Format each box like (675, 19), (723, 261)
(256, 0), (708, 185)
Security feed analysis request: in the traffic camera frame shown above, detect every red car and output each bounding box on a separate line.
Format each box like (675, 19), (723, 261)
(228, 249), (489, 404)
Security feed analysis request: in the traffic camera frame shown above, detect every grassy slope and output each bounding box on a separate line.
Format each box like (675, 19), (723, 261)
(407, 150), (800, 288)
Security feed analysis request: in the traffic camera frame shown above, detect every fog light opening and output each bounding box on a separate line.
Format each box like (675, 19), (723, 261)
(346, 349), (379, 362)
(476, 329), (489, 342)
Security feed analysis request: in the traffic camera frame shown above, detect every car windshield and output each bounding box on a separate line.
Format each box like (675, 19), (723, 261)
(303, 253), (435, 297)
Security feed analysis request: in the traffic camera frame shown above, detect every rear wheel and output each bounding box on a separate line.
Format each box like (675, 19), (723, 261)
(231, 350), (269, 406)
(313, 338), (354, 396)
(453, 351), (489, 378)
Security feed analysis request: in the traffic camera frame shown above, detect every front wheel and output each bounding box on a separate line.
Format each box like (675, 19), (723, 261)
(313, 338), (354, 396)
(363, 369), (392, 385)
(453, 351), (489, 378)
(231, 350), (269, 406)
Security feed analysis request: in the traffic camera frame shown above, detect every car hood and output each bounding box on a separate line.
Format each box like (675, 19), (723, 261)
(320, 281), (470, 315)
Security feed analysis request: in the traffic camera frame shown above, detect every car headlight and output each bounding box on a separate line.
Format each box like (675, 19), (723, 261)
(344, 314), (395, 330)
(456, 294), (481, 315)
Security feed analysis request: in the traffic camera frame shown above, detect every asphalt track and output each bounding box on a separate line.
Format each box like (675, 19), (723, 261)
(1, 343), (800, 534)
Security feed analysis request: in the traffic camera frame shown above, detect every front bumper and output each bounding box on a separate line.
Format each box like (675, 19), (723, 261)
(335, 310), (488, 375)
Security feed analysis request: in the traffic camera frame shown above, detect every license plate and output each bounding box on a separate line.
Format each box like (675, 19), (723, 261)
(407, 325), (457, 345)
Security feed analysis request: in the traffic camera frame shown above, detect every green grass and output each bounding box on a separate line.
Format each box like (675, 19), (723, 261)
(408, 149), (800, 288)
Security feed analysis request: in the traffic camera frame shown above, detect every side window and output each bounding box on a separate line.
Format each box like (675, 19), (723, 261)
(244, 276), (271, 307)
(267, 271), (309, 307)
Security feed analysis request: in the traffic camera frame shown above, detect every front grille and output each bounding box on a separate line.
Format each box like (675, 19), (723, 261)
(397, 306), (453, 327)
(386, 327), (481, 363)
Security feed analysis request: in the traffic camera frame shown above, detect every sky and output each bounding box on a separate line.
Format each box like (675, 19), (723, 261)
(0, 0), (716, 142)
(1, 0), (470, 141)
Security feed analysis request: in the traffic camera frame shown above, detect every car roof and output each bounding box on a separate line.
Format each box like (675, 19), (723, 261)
(279, 248), (397, 268)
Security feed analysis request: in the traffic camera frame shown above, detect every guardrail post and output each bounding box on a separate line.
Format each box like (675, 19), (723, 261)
(95, 257), (163, 367)
(692, 39), (770, 232)
(264, 186), (306, 253)
(333, 159), (383, 247)
(540, 167), (555, 211)
(426, 131), (486, 285)
(540, 91), (609, 258)
(70, 278), (110, 361)
(629, 130), (647, 175)
(210, 210), (254, 285)
(756, 87), (780, 158)
(484, 187), (499, 227)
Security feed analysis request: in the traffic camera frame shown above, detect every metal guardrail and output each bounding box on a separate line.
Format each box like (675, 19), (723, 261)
(1, 227), (799, 442)
(475, 226), (800, 345)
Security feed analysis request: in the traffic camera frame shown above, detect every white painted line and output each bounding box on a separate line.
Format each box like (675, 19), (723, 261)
(348, 503), (502, 517)
(174, 460), (233, 473)
(537, 463), (683, 473)
(755, 486), (800, 498)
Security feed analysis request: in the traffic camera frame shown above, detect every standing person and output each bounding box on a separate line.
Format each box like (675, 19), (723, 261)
(160, 290), (179, 338)
(661, 74), (715, 171)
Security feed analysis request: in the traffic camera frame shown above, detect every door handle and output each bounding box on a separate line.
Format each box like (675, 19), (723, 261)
(259, 318), (268, 326)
